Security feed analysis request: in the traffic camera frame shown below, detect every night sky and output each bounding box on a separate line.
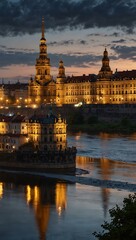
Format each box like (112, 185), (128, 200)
(0, 0), (136, 82)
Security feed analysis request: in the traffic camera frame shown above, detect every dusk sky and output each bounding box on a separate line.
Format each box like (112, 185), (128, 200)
(0, 0), (136, 83)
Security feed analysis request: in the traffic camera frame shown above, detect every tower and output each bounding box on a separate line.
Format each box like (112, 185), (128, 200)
(28, 18), (56, 104)
(56, 60), (66, 106)
(98, 48), (113, 79)
(35, 17), (51, 85)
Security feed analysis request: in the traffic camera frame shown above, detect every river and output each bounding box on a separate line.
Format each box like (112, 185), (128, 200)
(0, 133), (136, 240)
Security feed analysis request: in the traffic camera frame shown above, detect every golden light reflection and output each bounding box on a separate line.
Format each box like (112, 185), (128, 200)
(74, 132), (81, 140)
(100, 158), (113, 217)
(0, 182), (3, 199)
(99, 133), (119, 139)
(76, 156), (94, 169)
(56, 183), (67, 216)
(25, 185), (50, 240)
(26, 185), (31, 204)
(34, 186), (40, 206)
(76, 156), (113, 217)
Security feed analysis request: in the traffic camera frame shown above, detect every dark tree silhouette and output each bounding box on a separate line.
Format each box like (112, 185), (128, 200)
(93, 193), (136, 240)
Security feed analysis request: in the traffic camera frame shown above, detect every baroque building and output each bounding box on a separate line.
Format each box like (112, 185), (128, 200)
(0, 19), (136, 106)
(28, 17), (56, 105)
(0, 111), (67, 152)
(28, 19), (136, 105)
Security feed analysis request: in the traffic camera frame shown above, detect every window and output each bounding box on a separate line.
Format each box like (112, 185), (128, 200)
(49, 128), (52, 134)
(44, 128), (47, 134)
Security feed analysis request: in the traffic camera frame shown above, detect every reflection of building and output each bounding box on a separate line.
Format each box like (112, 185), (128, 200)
(0, 182), (67, 240)
(100, 158), (111, 218)
(0, 182), (3, 199)
(56, 183), (67, 216)
(25, 183), (67, 240)
(26, 185), (50, 240)
(76, 155), (114, 217)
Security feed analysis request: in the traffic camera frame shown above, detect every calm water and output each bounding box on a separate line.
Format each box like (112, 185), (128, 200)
(0, 133), (136, 240)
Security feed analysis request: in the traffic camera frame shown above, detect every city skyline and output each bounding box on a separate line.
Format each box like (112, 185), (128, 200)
(0, 0), (136, 82)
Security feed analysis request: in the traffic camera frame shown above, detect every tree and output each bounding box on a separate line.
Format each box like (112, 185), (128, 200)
(93, 193), (136, 240)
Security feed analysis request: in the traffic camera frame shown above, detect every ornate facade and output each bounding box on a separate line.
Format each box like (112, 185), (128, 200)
(28, 17), (56, 105)
(0, 111), (67, 152)
(28, 19), (136, 105)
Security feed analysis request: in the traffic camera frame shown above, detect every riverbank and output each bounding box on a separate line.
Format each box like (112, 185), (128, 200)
(68, 121), (136, 134)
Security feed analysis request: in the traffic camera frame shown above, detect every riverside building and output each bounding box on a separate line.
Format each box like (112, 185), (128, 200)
(0, 18), (136, 106)
(0, 110), (76, 174)
(0, 111), (67, 152)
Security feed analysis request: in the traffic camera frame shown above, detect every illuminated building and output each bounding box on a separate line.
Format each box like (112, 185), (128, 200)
(0, 114), (28, 151)
(1, 19), (136, 106)
(28, 18), (136, 105)
(0, 110), (67, 152)
(0, 82), (28, 105)
(28, 17), (56, 105)
(27, 110), (67, 151)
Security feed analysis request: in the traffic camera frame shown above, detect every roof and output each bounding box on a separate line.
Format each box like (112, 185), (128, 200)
(11, 115), (26, 123)
(0, 114), (26, 123)
(0, 83), (28, 90)
(114, 70), (136, 79)
(29, 113), (58, 124)
(0, 115), (14, 122)
(65, 74), (97, 83)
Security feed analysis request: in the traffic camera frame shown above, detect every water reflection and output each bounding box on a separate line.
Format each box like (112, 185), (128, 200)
(1, 133), (136, 239)
(0, 182), (3, 199)
(0, 182), (67, 240)
(56, 183), (67, 216)
(26, 185), (51, 240)
(76, 156), (136, 182)
(68, 132), (136, 163)
(76, 156), (136, 216)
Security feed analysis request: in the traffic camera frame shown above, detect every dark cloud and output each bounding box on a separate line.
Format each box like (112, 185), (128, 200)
(0, 50), (36, 67)
(111, 45), (136, 60)
(112, 39), (126, 43)
(0, 0), (136, 36)
(48, 39), (87, 46)
(0, 48), (101, 69)
(87, 32), (121, 37)
(130, 38), (136, 43)
(0, 45), (35, 53)
(50, 53), (101, 68)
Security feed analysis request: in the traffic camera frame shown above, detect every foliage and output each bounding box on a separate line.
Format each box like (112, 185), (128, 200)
(121, 117), (130, 126)
(93, 194), (136, 240)
(87, 115), (98, 124)
(70, 110), (84, 125)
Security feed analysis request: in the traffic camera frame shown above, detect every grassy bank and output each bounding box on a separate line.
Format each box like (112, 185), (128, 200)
(68, 121), (136, 134)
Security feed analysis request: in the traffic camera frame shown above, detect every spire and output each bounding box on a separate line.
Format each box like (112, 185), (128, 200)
(57, 60), (65, 78)
(98, 48), (113, 79)
(42, 17), (45, 39)
(102, 48), (109, 61)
